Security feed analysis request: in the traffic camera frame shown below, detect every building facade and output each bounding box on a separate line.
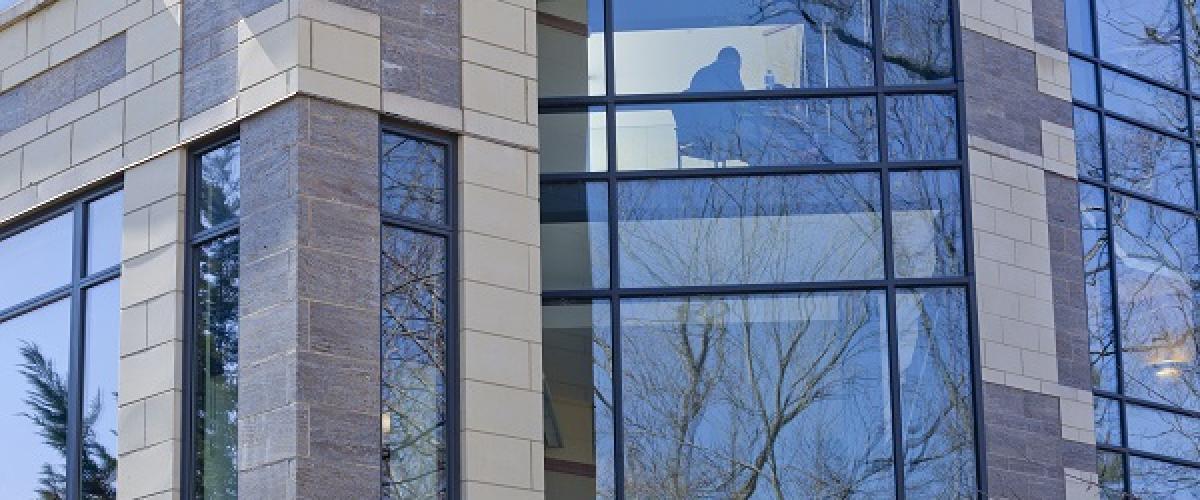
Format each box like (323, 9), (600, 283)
(0, 0), (1194, 498)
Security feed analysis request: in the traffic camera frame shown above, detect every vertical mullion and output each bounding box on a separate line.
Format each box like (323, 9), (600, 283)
(67, 200), (86, 500)
(603, 0), (625, 498)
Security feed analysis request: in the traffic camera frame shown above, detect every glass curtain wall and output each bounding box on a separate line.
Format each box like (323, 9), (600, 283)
(188, 138), (241, 500)
(0, 185), (122, 499)
(537, 0), (978, 498)
(380, 130), (457, 499)
(1066, 0), (1200, 496)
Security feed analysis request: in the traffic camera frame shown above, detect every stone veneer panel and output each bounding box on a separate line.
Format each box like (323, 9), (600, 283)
(238, 96), (381, 498)
(182, 0), (283, 119)
(984, 382), (1067, 500)
(1046, 172), (1090, 392)
(1032, 0), (1068, 51)
(0, 33), (125, 135)
(373, 0), (462, 107)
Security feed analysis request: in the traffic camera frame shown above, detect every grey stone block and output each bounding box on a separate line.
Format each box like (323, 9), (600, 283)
(297, 248), (378, 310)
(307, 406), (379, 467)
(240, 248), (298, 316)
(238, 402), (308, 469)
(183, 49), (238, 119)
(240, 197), (300, 264)
(239, 352), (299, 417)
(0, 34), (126, 136)
(297, 351), (377, 411)
(983, 383), (1068, 499)
(296, 461), (380, 500)
(306, 301), (378, 360)
(240, 300), (302, 365)
(301, 198), (380, 258)
(1033, 0), (1068, 51)
(296, 144), (379, 208)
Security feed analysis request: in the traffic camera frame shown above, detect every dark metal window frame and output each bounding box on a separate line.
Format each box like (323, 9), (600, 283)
(182, 130), (241, 500)
(0, 180), (123, 500)
(1068, 0), (1200, 487)
(379, 123), (460, 498)
(536, 0), (986, 498)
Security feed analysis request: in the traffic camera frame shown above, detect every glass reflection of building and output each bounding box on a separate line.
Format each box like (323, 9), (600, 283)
(537, 0), (977, 498)
(1067, 0), (1200, 496)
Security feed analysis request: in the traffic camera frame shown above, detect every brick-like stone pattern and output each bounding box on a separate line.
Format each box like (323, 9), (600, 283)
(381, 0), (461, 107)
(1032, 0), (1068, 51)
(963, 30), (1071, 156)
(239, 96), (381, 498)
(984, 383), (1067, 500)
(1046, 172), (1090, 391)
(0, 33), (125, 136)
(182, 0), (283, 119)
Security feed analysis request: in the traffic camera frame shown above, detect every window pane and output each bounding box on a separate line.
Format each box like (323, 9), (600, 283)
(620, 292), (894, 498)
(0, 300), (70, 499)
(537, 0), (605, 97)
(543, 300), (615, 499)
(84, 279), (120, 497)
(882, 0), (954, 85)
(1074, 107), (1103, 180)
(0, 213), (73, 311)
(891, 170), (964, 278)
(1093, 396), (1121, 446)
(382, 227), (448, 498)
(897, 288), (975, 498)
(612, 0), (873, 95)
(541, 182), (609, 290)
(541, 110), (607, 173)
(1095, 0), (1183, 87)
(617, 174), (883, 287)
(1110, 194), (1199, 411)
(87, 191), (124, 275)
(1066, 0), (1095, 54)
(1105, 117), (1193, 206)
(1079, 185), (1116, 391)
(1129, 456), (1200, 499)
(886, 94), (958, 161)
(198, 141), (241, 231)
(194, 235), (239, 500)
(1097, 451), (1125, 499)
(382, 133), (447, 224)
(1101, 68), (1187, 133)
(1126, 403), (1200, 462)
(1071, 58), (1098, 105)
(616, 98), (878, 170)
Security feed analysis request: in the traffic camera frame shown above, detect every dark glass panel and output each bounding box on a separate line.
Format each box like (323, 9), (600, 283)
(1110, 194), (1200, 411)
(541, 182), (609, 290)
(537, 0), (605, 97)
(541, 110), (607, 173)
(1065, 0), (1095, 55)
(611, 0), (873, 95)
(0, 299), (69, 498)
(1101, 68), (1187, 134)
(886, 94), (957, 161)
(1096, 451), (1125, 499)
(617, 174), (883, 287)
(194, 235), (239, 500)
(616, 98), (878, 171)
(1093, 396), (1121, 446)
(1095, 0), (1183, 87)
(882, 0), (953, 85)
(1126, 403), (1200, 462)
(87, 191), (124, 275)
(0, 213), (72, 311)
(1074, 107), (1103, 180)
(891, 170), (964, 278)
(83, 279), (119, 497)
(1105, 117), (1193, 206)
(543, 300), (616, 499)
(197, 141), (241, 232)
(382, 227), (448, 499)
(1079, 185), (1116, 391)
(620, 292), (894, 498)
(1070, 57), (1098, 105)
(1129, 455), (1200, 499)
(897, 288), (976, 499)
(382, 133), (447, 224)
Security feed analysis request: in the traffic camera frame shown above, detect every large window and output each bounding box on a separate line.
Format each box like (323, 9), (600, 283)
(538, 0), (978, 498)
(0, 185), (123, 499)
(380, 129), (457, 498)
(1068, 0), (1200, 496)
(186, 137), (241, 500)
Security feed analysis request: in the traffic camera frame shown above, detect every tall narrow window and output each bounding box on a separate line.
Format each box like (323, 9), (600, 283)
(187, 138), (241, 500)
(0, 185), (123, 499)
(380, 129), (457, 498)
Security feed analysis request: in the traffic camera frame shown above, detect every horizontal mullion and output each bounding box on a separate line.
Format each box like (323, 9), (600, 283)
(539, 84), (958, 109)
(1077, 177), (1200, 216)
(80, 266), (121, 289)
(1093, 389), (1200, 420)
(382, 215), (453, 237)
(543, 277), (969, 300)
(189, 219), (240, 246)
(1069, 50), (1196, 99)
(1072, 99), (1193, 143)
(0, 285), (72, 324)
(1096, 443), (1200, 471)
(539, 161), (962, 183)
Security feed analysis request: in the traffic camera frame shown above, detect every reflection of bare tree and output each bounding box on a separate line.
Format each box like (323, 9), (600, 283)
(382, 135), (446, 222)
(196, 235), (239, 500)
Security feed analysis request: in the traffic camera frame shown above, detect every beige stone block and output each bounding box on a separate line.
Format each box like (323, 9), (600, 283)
(2, 48), (48, 89)
(180, 96), (237, 142)
(978, 285), (1019, 318)
(118, 341), (178, 404)
(382, 91), (463, 132)
(47, 91), (100, 130)
(310, 21), (380, 85)
(293, 0), (380, 36)
(463, 62), (527, 122)
(463, 110), (537, 150)
(0, 148), (19, 198)
(117, 440), (177, 498)
(462, 136), (527, 196)
(119, 300), (149, 355)
(462, 232), (529, 291)
(146, 196), (182, 250)
(48, 23), (100, 66)
(463, 0), (526, 51)
(99, 64), (153, 107)
(126, 5), (181, 70)
(239, 18), (300, 89)
(464, 329), (531, 389)
(0, 20), (27, 69)
(0, 116), (48, 155)
(123, 133), (153, 167)
(294, 66), (380, 109)
(462, 183), (538, 244)
(123, 149), (183, 211)
(146, 290), (182, 346)
(21, 125), (71, 185)
(120, 243), (182, 307)
(125, 74), (180, 139)
(0, 185), (36, 221)
(152, 49), (180, 81)
(462, 281), (540, 342)
(25, 0), (76, 54)
(237, 0), (289, 42)
(462, 38), (536, 78)
(150, 122), (179, 152)
(1021, 349), (1057, 381)
(77, 0), (126, 28)
(463, 482), (541, 500)
(101, 0), (153, 40)
(36, 147), (122, 203)
(462, 431), (533, 489)
(72, 102), (124, 164)
(237, 69), (288, 117)
(144, 389), (179, 445)
(530, 440), (544, 491)
(983, 340), (1022, 373)
(117, 400), (146, 454)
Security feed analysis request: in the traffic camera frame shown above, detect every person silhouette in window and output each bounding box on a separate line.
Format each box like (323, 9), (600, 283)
(674, 47), (746, 168)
